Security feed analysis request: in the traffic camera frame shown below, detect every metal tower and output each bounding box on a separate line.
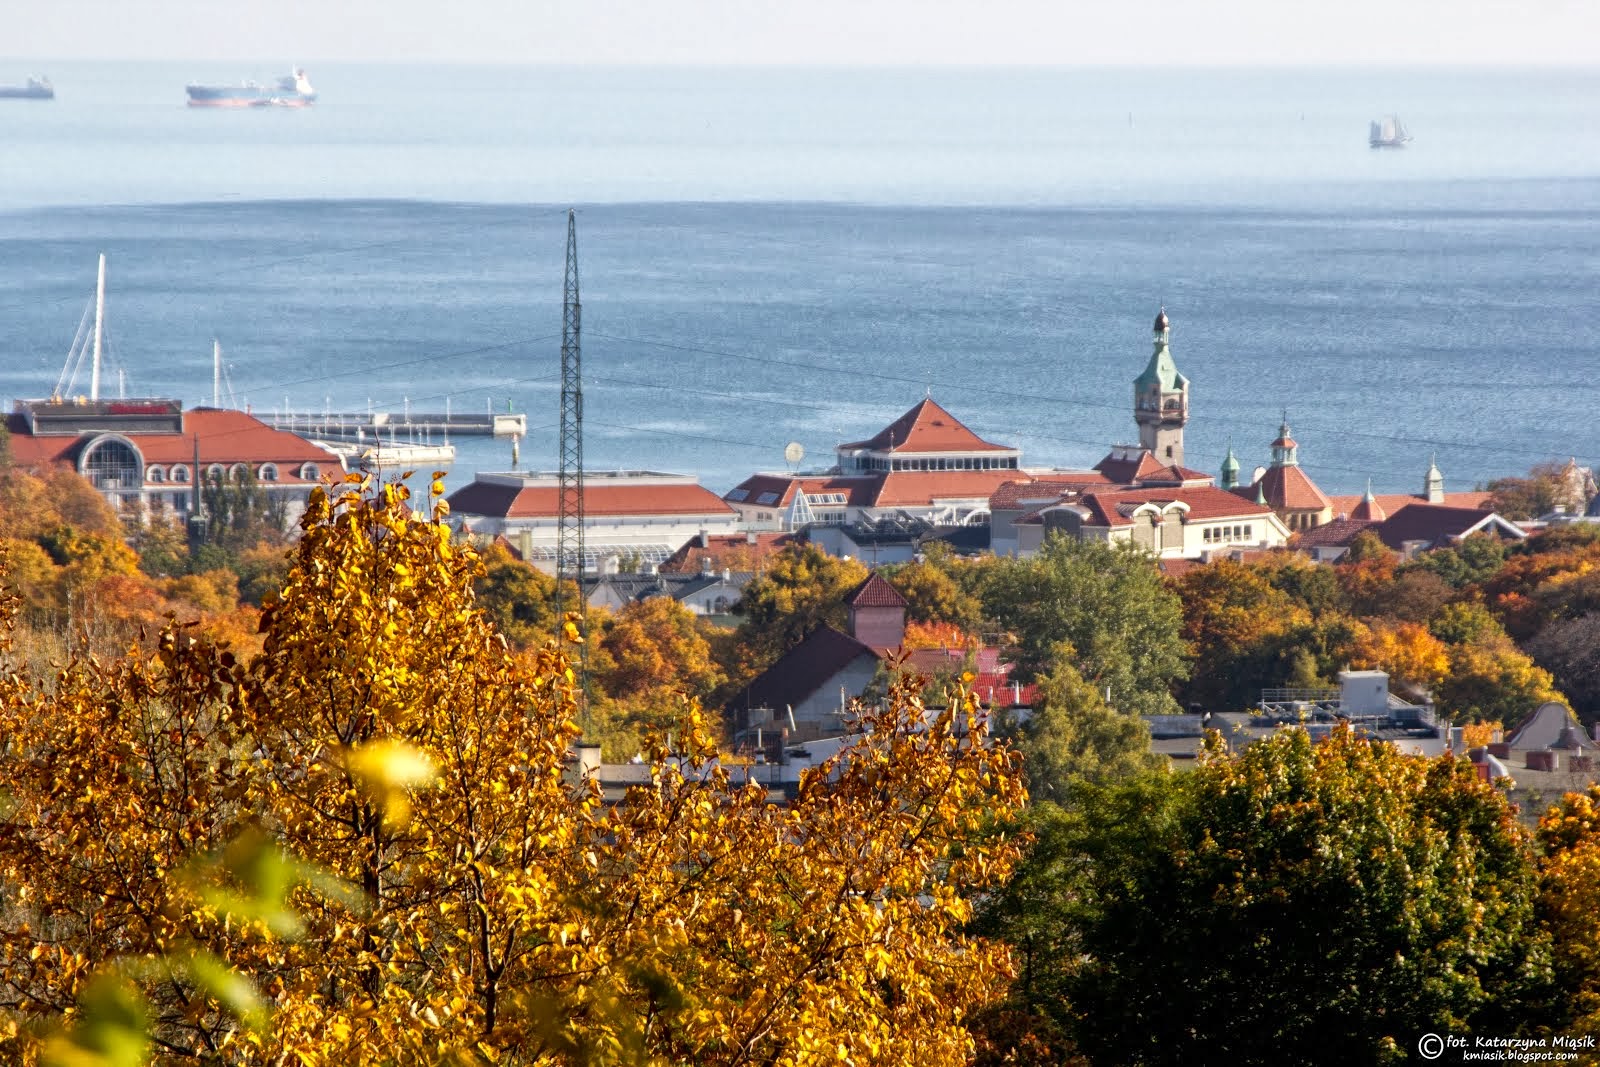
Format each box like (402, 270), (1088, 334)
(556, 209), (589, 701)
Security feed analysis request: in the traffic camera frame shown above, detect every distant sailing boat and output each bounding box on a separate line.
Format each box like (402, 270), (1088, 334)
(1369, 115), (1411, 148)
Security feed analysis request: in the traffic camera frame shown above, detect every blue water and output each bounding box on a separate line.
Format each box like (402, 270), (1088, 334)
(1, 64), (1597, 496)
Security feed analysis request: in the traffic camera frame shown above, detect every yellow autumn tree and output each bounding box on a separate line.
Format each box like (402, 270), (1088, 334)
(0, 475), (1025, 1065)
(1352, 619), (1452, 693)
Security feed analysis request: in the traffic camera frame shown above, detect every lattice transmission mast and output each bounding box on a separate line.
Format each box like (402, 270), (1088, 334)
(556, 209), (589, 704)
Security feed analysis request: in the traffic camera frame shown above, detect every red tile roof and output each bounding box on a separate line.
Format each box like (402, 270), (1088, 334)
(868, 469), (1025, 507)
(1372, 504), (1525, 552)
(449, 480), (736, 520)
(1093, 449), (1171, 485)
(839, 398), (1013, 454)
(846, 572), (908, 609)
(5, 407), (338, 481)
(1327, 492), (1493, 516)
(658, 531), (800, 574)
(989, 474), (1112, 511)
(1075, 486), (1277, 529)
(1253, 465), (1333, 512)
(1290, 517), (1379, 549)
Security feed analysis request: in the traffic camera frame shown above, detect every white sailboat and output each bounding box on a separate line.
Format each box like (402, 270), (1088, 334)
(1369, 115), (1411, 148)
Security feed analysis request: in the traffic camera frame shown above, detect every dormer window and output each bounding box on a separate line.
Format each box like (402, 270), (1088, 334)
(147, 465), (166, 483)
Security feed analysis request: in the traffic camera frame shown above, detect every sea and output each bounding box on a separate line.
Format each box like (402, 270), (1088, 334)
(1, 62), (1598, 498)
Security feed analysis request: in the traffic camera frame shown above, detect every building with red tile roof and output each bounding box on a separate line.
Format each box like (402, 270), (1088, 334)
(1326, 458), (1494, 519)
(449, 470), (739, 575)
(724, 396), (1030, 531)
(1012, 485), (1291, 560)
(658, 530), (802, 575)
(5, 399), (341, 523)
(1287, 504), (1526, 562)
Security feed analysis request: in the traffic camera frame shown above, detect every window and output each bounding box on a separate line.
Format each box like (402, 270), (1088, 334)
(206, 464), (227, 482)
(229, 463), (249, 482)
(726, 488), (749, 502)
(147, 465), (166, 484)
(81, 438), (142, 492)
(171, 464), (190, 484)
(756, 492), (779, 506)
(259, 463), (279, 482)
(299, 462), (320, 480)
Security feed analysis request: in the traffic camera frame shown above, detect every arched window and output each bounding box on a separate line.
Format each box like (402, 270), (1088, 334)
(299, 462), (320, 481)
(259, 463), (279, 482)
(228, 463), (249, 483)
(146, 465), (166, 484)
(80, 437), (142, 492)
(171, 464), (190, 484)
(207, 464), (227, 483)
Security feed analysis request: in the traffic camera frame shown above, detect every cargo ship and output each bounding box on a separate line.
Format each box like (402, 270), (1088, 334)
(0, 77), (54, 100)
(186, 68), (316, 108)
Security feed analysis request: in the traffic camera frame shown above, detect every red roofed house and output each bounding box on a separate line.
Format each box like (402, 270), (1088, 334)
(5, 398), (341, 523)
(1014, 485), (1291, 560)
(658, 530), (802, 576)
(1290, 502), (1525, 562)
(724, 396), (1029, 532)
(448, 469), (739, 576)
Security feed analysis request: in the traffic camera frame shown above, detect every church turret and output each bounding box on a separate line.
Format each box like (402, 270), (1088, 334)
(1425, 453), (1445, 503)
(1133, 308), (1189, 466)
(1220, 442), (1240, 491)
(1270, 414), (1299, 468)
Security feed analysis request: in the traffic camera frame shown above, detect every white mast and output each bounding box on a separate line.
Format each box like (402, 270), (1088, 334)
(90, 253), (106, 401)
(213, 340), (222, 407)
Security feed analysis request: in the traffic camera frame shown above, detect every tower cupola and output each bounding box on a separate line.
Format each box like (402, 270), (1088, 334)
(1270, 414), (1299, 468)
(1220, 442), (1240, 491)
(1425, 453), (1445, 503)
(1133, 307), (1189, 466)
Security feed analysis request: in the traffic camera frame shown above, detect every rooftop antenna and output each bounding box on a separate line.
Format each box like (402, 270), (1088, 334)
(556, 208), (589, 718)
(90, 253), (106, 401)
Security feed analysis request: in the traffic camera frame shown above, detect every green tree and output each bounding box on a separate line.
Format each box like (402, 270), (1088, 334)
(729, 543), (868, 671)
(977, 536), (1189, 716)
(1406, 534), (1508, 589)
(1058, 727), (1553, 1065)
(885, 554), (984, 631)
(470, 540), (560, 649)
(1003, 651), (1165, 804)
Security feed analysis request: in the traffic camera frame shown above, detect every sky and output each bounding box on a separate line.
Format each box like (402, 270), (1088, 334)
(6, 0), (1600, 65)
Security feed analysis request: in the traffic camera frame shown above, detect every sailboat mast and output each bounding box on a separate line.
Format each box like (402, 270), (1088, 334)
(213, 340), (221, 407)
(90, 253), (106, 401)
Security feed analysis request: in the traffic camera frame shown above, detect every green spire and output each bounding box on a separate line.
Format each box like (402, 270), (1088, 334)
(1220, 441), (1240, 490)
(1134, 308), (1190, 394)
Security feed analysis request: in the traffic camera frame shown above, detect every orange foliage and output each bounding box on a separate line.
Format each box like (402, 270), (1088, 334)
(902, 619), (981, 651)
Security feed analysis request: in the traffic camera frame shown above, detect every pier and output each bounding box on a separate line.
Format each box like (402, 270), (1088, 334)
(266, 407), (527, 441)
